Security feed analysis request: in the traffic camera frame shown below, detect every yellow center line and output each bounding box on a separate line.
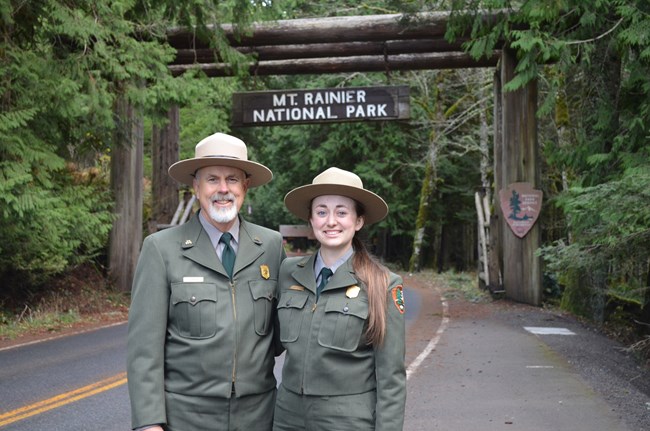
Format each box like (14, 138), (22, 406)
(0, 372), (127, 427)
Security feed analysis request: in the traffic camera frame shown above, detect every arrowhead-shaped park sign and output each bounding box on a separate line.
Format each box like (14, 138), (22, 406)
(499, 182), (543, 239)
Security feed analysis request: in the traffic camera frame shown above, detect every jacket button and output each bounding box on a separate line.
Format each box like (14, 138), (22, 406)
(343, 306), (349, 313)
(190, 295), (197, 304)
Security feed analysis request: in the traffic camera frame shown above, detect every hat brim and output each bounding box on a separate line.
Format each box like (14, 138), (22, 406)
(168, 157), (273, 188)
(284, 183), (388, 225)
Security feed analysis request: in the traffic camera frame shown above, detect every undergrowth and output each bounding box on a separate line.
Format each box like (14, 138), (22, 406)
(0, 263), (129, 341)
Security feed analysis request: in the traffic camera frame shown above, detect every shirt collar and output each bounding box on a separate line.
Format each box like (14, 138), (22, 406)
(314, 247), (354, 279)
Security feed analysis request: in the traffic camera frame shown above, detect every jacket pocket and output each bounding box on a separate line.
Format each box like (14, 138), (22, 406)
(170, 283), (218, 339)
(277, 291), (309, 343)
(249, 280), (277, 336)
(318, 296), (368, 352)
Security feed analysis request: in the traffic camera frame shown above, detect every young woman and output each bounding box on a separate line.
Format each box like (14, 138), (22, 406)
(274, 167), (406, 431)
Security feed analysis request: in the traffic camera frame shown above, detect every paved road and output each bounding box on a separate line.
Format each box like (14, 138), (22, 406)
(0, 275), (648, 430)
(403, 273), (650, 431)
(0, 322), (130, 430)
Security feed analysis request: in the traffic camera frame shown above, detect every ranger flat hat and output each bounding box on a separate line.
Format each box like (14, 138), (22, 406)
(168, 132), (272, 187)
(284, 167), (388, 224)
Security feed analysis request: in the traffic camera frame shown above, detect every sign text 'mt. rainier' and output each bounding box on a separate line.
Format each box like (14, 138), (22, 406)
(232, 86), (409, 127)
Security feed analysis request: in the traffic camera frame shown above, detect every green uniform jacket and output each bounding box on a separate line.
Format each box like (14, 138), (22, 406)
(127, 213), (286, 429)
(276, 254), (406, 430)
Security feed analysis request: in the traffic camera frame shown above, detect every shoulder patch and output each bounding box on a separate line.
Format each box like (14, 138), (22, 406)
(391, 285), (405, 314)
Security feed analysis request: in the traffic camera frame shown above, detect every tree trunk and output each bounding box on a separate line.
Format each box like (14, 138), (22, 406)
(109, 88), (144, 292)
(151, 105), (180, 232)
(409, 148), (437, 272)
(479, 69), (491, 202)
(555, 77), (573, 243)
(641, 259), (650, 322)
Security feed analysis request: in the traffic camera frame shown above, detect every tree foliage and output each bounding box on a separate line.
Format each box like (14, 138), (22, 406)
(447, 0), (650, 318)
(0, 0), (266, 294)
(2, 0), (649, 333)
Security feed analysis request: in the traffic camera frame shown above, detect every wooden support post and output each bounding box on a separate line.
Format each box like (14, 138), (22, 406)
(487, 213), (502, 292)
(497, 49), (542, 305)
(109, 88), (144, 292)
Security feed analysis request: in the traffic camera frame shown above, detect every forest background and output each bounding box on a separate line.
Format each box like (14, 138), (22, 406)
(1, 0), (649, 361)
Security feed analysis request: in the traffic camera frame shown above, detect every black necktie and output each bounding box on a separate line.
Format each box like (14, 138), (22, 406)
(317, 267), (333, 299)
(220, 232), (236, 279)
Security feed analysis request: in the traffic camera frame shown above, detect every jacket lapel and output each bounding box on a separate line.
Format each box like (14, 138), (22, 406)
(292, 254), (318, 295)
(181, 213), (223, 274)
(234, 219), (264, 276)
(322, 257), (358, 293)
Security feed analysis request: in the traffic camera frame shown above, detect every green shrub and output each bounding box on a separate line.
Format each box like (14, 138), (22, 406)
(0, 162), (114, 292)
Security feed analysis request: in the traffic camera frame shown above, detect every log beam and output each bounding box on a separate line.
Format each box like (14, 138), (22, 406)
(167, 12), (459, 49)
(172, 38), (470, 64)
(169, 51), (500, 77)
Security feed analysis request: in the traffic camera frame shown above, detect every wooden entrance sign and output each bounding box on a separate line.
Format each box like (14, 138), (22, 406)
(498, 182), (542, 239)
(232, 85), (409, 127)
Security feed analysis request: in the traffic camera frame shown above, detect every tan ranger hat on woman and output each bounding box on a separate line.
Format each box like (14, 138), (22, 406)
(284, 167), (388, 224)
(168, 132), (272, 187)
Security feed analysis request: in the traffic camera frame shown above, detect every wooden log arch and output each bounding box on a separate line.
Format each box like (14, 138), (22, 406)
(118, 12), (541, 305)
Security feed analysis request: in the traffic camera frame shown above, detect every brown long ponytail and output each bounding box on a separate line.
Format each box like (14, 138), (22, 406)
(352, 236), (389, 347)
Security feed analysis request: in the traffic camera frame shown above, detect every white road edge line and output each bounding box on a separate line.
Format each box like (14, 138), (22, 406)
(0, 321), (127, 352)
(406, 291), (449, 380)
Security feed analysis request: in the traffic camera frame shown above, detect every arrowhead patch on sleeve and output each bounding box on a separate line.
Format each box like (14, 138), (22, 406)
(392, 285), (405, 314)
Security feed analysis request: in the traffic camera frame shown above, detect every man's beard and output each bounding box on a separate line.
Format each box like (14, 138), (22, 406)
(207, 192), (238, 224)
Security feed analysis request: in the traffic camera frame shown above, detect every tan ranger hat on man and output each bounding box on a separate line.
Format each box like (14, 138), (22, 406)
(168, 132), (272, 187)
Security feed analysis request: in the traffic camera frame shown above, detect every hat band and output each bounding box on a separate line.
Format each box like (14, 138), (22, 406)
(201, 155), (245, 160)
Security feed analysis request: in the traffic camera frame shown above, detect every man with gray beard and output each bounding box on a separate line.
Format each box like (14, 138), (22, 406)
(127, 132), (286, 431)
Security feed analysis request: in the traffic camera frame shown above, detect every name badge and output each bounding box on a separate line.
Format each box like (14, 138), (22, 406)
(183, 276), (204, 283)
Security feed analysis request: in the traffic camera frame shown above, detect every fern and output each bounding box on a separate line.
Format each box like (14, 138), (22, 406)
(0, 109), (39, 132)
